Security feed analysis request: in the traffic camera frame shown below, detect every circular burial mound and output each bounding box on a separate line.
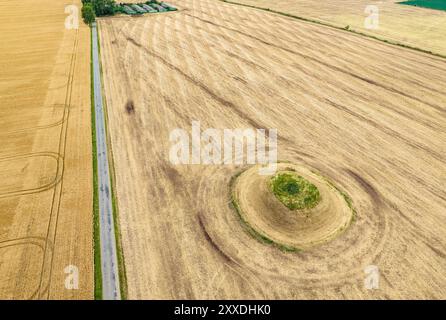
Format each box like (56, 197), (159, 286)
(231, 163), (355, 251)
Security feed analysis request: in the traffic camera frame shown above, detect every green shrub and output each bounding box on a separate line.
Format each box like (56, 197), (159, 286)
(270, 173), (321, 210)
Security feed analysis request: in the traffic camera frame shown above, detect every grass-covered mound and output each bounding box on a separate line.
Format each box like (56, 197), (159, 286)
(230, 164), (356, 251)
(269, 173), (321, 210)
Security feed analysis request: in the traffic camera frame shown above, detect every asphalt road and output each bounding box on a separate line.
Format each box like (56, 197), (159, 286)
(92, 22), (121, 300)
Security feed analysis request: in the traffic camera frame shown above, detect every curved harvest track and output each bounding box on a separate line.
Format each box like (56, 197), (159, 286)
(99, 0), (446, 299)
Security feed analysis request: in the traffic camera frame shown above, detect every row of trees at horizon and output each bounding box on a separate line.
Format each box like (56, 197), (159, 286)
(81, 0), (117, 24)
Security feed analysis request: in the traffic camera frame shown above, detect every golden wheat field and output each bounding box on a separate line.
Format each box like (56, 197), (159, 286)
(235, 0), (446, 56)
(98, 0), (446, 299)
(0, 0), (92, 299)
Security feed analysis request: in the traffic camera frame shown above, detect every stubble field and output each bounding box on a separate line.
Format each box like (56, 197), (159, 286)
(234, 0), (446, 56)
(99, 0), (446, 298)
(0, 0), (92, 299)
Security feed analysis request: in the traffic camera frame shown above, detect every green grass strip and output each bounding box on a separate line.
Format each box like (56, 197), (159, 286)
(90, 27), (103, 300)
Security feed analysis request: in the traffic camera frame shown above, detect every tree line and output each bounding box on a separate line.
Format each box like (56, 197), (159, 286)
(81, 0), (117, 25)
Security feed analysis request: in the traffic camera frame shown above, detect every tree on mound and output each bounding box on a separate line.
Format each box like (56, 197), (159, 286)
(270, 173), (321, 210)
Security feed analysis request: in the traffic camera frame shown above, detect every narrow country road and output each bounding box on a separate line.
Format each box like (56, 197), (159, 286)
(92, 22), (121, 300)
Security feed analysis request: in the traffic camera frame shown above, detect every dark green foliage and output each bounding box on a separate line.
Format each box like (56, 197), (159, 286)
(282, 179), (299, 195)
(93, 0), (116, 16)
(82, 3), (96, 25)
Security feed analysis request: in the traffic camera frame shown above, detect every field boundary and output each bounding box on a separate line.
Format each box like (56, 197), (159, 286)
(219, 0), (446, 61)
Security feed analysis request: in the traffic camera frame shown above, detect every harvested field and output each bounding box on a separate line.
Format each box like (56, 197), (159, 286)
(99, 0), (446, 299)
(0, 0), (92, 299)
(233, 0), (446, 56)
